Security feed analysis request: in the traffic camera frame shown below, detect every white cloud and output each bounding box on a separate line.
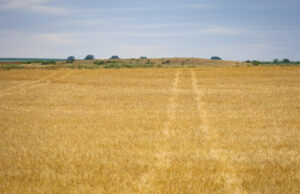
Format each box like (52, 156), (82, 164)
(0, 29), (297, 60)
(77, 3), (214, 14)
(0, 1), (212, 15)
(30, 5), (71, 15)
(182, 3), (214, 9)
(0, 0), (71, 15)
(111, 27), (243, 37)
(196, 27), (243, 35)
(0, 0), (48, 9)
(36, 33), (83, 46)
(0, 30), (83, 57)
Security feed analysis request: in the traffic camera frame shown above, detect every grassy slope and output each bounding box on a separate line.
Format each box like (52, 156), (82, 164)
(0, 58), (245, 70)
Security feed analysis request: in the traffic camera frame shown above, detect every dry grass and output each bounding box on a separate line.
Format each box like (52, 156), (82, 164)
(0, 66), (299, 193)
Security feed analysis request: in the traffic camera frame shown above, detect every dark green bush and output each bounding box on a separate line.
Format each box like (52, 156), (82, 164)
(85, 55), (95, 60)
(211, 56), (222, 60)
(282, 59), (290, 63)
(94, 60), (120, 65)
(104, 64), (121, 69)
(252, 60), (260, 66)
(66, 56), (75, 63)
(22, 60), (56, 65)
(41, 61), (56, 65)
(22, 61), (42, 64)
(273, 59), (279, 64)
(94, 61), (105, 65)
(67, 56), (75, 60)
(107, 60), (118, 64)
(110, 55), (120, 59)
(123, 64), (134, 68)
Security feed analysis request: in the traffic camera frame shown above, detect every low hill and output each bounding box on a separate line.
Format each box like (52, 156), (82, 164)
(0, 57), (245, 70)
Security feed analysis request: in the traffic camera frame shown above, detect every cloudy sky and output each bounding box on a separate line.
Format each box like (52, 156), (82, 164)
(0, 0), (299, 60)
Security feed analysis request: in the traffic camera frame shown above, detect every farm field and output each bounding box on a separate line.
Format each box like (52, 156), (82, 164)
(0, 67), (299, 193)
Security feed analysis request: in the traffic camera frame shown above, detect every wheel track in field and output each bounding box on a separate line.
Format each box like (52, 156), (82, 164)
(190, 69), (245, 194)
(138, 69), (181, 193)
(0, 70), (73, 98)
(0, 71), (60, 94)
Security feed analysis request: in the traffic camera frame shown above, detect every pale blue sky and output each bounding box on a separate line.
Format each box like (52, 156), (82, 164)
(0, 0), (299, 60)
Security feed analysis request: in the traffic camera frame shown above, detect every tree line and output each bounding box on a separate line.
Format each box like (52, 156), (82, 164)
(246, 59), (300, 66)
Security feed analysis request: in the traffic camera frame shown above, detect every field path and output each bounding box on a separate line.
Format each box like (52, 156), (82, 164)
(190, 70), (210, 141)
(137, 69), (181, 192)
(138, 69), (246, 193)
(0, 71), (60, 94)
(191, 69), (245, 193)
(156, 69), (181, 169)
(162, 69), (181, 135)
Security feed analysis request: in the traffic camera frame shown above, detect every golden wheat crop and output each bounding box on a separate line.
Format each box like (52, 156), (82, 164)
(0, 67), (299, 193)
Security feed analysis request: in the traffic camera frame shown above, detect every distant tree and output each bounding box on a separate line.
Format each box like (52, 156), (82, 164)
(139, 56), (147, 59)
(245, 60), (252, 63)
(110, 55), (120, 59)
(211, 56), (222, 60)
(66, 56), (75, 63)
(273, 59), (279, 64)
(282, 58), (290, 63)
(85, 55), (94, 60)
(252, 60), (260, 66)
(67, 56), (75, 61)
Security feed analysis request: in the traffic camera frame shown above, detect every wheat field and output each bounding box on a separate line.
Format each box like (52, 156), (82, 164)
(0, 66), (299, 193)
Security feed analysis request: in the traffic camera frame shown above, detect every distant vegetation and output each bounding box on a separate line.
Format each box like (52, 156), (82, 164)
(94, 60), (118, 65)
(41, 61), (56, 65)
(162, 60), (170, 64)
(22, 61), (42, 64)
(211, 56), (222, 60)
(22, 61), (56, 65)
(245, 58), (300, 66)
(282, 59), (290, 63)
(273, 59), (279, 64)
(66, 56), (75, 63)
(1, 64), (24, 70)
(2, 57), (300, 70)
(110, 56), (120, 59)
(94, 59), (157, 69)
(85, 55), (95, 60)
(252, 60), (260, 66)
(0, 58), (64, 62)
